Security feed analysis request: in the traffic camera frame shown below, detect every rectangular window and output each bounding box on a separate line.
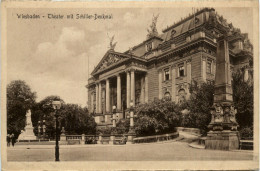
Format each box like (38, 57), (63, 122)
(207, 60), (212, 74)
(178, 64), (185, 77)
(164, 69), (170, 81)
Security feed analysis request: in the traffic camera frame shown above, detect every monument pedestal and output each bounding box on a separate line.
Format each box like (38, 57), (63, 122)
(18, 109), (37, 141)
(205, 130), (239, 150)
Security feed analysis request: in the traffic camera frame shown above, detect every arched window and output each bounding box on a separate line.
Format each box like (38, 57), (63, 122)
(164, 92), (171, 101)
(178, 89), (186, 103)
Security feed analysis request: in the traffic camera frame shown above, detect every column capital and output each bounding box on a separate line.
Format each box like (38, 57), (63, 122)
(172, 64), (177, 68)
(202, 56), (207, 61)
(186, 58), (192, 64)
(130, 68), (136, 73)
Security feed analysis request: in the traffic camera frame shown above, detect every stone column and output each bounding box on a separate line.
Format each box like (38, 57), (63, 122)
(202, 56), (207, 82)
(206, 35), (239, 151)
(130, 70), (135, 106)
(117, 74), (122, 110)
(213, 60), (216, 76)
(95, 84), (99, 113)
(186, 59), (192, 99)
(126, 71), (131, 108)
(244, 67), (249, 81)
(98, 82), (102, 113)
(171, 65), (176, 102)
(144, 73), (149, 103)
(158, 70), (162, 99)
(106, 79), (110, 113)
(140, 77), (144, 104)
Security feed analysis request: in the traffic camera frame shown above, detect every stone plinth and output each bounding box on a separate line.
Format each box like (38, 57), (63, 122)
(18, 127), (37, 141)
(205, 131), (239, 150)
(109, 135), (115, 145)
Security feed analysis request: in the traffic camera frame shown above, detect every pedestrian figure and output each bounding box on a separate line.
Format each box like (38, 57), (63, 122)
(7, 134), (10, 147)
(11, 133), (15, 147)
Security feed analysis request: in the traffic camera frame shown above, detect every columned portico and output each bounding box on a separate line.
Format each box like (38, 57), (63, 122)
(95, 84), (99, 113)
(158, 70), (162, 99)
(144, 74), (148, 103)
(126, 71), (131, 108)
(130, 70), (135, 106)
(117, 74), (122, 111)
(171, 65), (176, 102)
(98, 82), (102, 113)
(106, 79), (110, 113)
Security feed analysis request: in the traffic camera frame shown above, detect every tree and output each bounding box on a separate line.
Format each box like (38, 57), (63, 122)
(7, 80), (36, 138)
(232, 69), (253, 130)
(182, 81), (214, 135)
(135, 99), (182, 136)
(32, 95), (65, 139)
(34, 96), (97, 139)
(60, 104), (96, 135)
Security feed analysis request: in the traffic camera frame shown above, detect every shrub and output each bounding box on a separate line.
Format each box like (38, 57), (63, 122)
(239, 127), (253, 139)
(134, 99), (182, 136)
(181, 81), (214, 135)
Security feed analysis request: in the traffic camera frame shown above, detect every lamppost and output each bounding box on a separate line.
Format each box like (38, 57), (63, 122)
(52, 100), (61, 162)
(38, 121), (41, 140)
(127, 101), (136, 144)
(109, 105), (117, 145)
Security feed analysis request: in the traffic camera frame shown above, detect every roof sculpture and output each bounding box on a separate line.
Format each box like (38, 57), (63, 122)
(147, 14), (160, 39)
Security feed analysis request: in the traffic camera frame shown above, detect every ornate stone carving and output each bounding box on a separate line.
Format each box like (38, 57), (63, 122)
(209, 102), (238, 131)
(186, 58), (192, 64)
(132, 62), (146, 68)
(97, 54), (123, 71)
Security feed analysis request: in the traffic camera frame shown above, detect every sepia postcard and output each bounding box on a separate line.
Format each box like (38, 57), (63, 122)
(1, 1), (259, 170)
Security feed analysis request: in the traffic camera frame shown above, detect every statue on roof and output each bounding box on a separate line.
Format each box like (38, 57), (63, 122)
(147, 14), (159, 39)
(107, 33), (117, 50)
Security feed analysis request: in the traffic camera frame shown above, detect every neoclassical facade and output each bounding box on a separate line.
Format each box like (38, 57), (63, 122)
(86, 8), (253, 128)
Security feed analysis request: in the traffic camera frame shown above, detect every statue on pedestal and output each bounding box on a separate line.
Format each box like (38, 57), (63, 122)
(18, 109), (37, 141)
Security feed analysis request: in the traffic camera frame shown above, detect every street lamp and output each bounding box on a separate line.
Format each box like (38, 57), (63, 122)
(127, 100), (136, 144)
(109, 105), (117, 145)
(52, 100), (61, 162)
(112, 105), (117, 128)
(38, 121), (41, 140)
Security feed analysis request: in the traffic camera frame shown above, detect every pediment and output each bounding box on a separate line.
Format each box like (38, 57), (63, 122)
(92, 51), (130, 75)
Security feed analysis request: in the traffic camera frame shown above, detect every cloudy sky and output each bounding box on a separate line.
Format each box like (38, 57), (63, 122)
(7, 7), (253, 106)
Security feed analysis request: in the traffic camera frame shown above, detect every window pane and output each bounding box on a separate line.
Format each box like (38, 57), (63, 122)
(179, 65), (184, 77)
(165, 69), (170, 80)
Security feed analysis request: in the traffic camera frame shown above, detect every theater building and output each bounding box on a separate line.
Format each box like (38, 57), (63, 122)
(86, 8), (253, 128)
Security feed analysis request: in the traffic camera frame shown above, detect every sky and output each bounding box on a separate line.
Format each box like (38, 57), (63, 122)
(6, 7), (253, 106)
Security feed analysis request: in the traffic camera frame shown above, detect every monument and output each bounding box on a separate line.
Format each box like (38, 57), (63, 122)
(205, 35), (239, 150)
(18, 109), (37, 141)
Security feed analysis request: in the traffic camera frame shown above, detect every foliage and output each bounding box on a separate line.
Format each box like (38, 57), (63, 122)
(232, 70), (253, 129)
(116, 119), (130, 135)
(60, 104), (96, 135)
(239, 127), (253, 139)
(33, 96), (96, 139)
(134, 99), (182, 136)
(7, 80), (36, 139)
(96, 127), (112, 135)
(181, 81), (214, 135)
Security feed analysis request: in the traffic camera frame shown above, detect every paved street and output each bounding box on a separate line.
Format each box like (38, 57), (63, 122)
(7, 141), (253, 161)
